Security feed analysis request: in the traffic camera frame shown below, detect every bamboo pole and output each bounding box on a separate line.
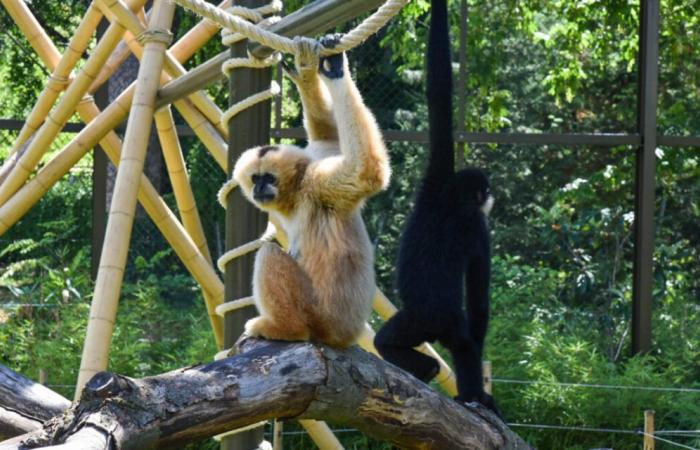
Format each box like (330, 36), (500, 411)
(0, 0), (60, 71)
(0, 0), (147, 207)
(1, 1), (103, 156)
(483, 361), (492, 395)
(154, 107), (223, 340)
(89, 38), (134, 94)
(0, 95), (225, 349)
(170, 0), (231, 62)
(75, 0), (177, 397)
(272, 420), (283, 450)
(98, 0), (227, 137)
(644, 409), (655, 450)
(89, 0), (228, 94)
(373, 290), (458, 396)
(173, 98), (228, 170)
(96, 0), (230, 168)
(154, 108), (212, 262)
(297, 420), (344, 450)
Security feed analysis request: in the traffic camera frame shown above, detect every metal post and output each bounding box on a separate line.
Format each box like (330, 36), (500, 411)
(222, 0), (270, 448)
(91, 18), (109, 280)
(457, 0), (467, 167)
(632, 0), (659, 354)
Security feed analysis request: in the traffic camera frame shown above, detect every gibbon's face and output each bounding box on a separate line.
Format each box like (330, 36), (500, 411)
(455, 168), (494, 217)
(232, 144), (309, 214)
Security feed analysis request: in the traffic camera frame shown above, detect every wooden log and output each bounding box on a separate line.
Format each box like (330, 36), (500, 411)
(0, 339), (531, 450)
(0, 364), (70, 439)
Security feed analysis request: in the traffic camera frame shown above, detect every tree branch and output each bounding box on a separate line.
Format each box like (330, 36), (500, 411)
(0, 339), (531, 450)
(0, 364), (71, 440)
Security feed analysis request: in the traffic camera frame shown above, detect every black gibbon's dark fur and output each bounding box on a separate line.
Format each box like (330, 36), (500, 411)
(374, 0), (497, 412)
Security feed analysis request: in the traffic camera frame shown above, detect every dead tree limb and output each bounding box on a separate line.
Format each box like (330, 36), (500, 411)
(0, 339), (531, 450)
(0, 364), (71, 439)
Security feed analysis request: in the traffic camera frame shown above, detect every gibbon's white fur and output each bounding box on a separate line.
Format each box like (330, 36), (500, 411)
(232, 49), (390, 348)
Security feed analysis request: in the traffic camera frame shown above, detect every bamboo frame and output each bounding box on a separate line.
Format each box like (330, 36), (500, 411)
(94, 0), (229, 168)
(98, 0), (227, 137)
(76, 0), (177, 397)
(1, 1), (103, 156)
(0, 0), (147, 207)
(0, 0), (60, 72)
(0, 1), (226, 348)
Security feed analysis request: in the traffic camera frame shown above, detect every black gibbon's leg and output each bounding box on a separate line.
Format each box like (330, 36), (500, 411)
(443, 311), (502, 417)
(440, 313), (484, 401)
(374, 310), (440, 383)
(466, 253), (491, 352)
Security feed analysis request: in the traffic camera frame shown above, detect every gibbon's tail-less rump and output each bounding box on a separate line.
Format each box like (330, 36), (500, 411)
(232, 38), (390, 349)
(373, 0), (500, 415)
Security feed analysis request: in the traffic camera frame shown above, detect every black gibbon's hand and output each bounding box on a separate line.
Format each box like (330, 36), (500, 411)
(319, 34), (344, 79)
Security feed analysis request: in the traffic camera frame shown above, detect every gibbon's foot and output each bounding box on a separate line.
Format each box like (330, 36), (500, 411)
(454, 393), (503, 419)
(244, 316), (311, 343)
(319, 34), (344, 79)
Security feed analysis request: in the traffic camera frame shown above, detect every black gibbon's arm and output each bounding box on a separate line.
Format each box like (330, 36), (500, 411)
(311, 53), (390, 206)
(424, 0), (455, 181)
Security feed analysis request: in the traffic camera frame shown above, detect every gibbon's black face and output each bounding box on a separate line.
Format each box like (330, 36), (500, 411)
(251, 172), (278, 203)
(454, 168), (494, 215)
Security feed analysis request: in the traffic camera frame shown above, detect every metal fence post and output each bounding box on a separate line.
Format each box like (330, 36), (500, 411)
(91, 17), (108, 280)
(632, 0), (660, 354)
(223, 0), (271, 448)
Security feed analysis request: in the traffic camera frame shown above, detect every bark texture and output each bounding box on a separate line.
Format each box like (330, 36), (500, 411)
(0, 364), (71, 439)
(0, 339), (531, 450)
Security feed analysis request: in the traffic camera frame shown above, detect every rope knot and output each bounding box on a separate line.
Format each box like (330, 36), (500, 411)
(137, 29), (174, 46)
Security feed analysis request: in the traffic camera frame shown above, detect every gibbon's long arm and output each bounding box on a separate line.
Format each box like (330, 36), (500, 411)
(285, 39), (338, 142)
(312, 55), (389, 208)
(424, 0), (455, 181)
(296, 74), (338, 142)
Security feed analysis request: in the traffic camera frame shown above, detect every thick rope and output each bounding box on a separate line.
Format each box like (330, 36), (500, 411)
(209, 1), (283, 324)
(171, 0), (409, 56)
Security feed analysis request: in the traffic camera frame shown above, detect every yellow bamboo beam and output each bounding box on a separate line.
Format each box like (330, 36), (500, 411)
(154, 107), (224, 341)
(170, 0), (230, 62)
(173, 98), (228, 170)
(0, 0), (147, 207)
(98, 0), (227, 137)
(1, 1), (103, 156)
(372, 290), (458, 396)
(89, 0), (228, 94)
(95, 0), (229, 169)
(297, 421), (344, 450)
(0, 91), (225, 347)
(155, 108), (212, 262)
(89, 38), (134, 94)
(0, 0), (60, 71)
(75, 0), (177, 397)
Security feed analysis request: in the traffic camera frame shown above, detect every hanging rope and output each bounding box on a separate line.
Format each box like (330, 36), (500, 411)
(171, 0), (409, 56)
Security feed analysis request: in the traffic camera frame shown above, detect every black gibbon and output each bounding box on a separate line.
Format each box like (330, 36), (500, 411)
(232, 39), (390, 348)
(374, 0), (497, 412)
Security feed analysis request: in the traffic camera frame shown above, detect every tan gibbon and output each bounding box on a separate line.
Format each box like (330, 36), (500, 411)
(232, 41), (390, 348)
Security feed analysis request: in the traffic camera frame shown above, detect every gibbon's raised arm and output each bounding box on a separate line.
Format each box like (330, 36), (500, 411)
(296, 73), (338, 142)
(424, 0), (455, 181)
(285, 41), (339, 142)
(311, 54), (390, 207)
